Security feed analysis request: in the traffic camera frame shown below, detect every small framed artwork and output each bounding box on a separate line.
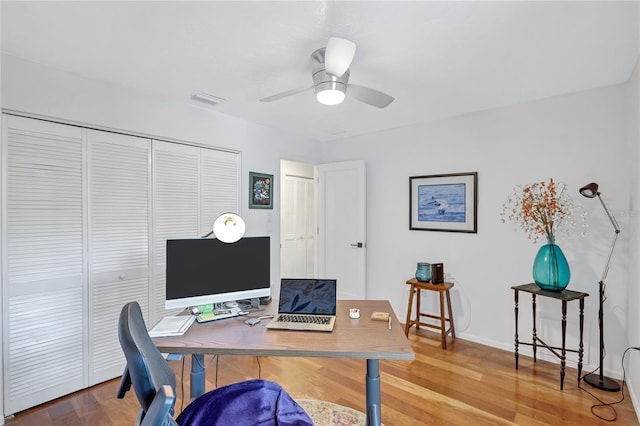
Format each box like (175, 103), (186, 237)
(249, 172), (273, 209)
(409, 172), (477, 233)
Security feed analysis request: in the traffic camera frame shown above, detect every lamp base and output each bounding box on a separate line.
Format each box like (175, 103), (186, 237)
(583, 373), (620, 392)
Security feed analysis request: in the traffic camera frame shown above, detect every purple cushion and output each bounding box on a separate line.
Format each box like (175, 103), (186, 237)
(176, 379), (313, 426)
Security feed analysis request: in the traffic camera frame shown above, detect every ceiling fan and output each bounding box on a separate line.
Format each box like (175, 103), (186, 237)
(260, 37), (394, 108)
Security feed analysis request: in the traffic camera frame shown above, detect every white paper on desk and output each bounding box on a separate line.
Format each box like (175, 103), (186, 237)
(149, 315), (195, 337)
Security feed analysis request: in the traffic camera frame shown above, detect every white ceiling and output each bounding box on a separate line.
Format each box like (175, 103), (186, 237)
(2, 1), (639, 142)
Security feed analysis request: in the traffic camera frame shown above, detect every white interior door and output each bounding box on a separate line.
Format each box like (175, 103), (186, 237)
(318, 160), (366, 299)
(280, 160), (317, 280)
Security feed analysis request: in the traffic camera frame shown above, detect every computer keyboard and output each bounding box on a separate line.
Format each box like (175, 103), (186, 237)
(276, 314), (331, 325)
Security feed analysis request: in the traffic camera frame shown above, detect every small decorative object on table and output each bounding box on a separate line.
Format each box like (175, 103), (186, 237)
(415, 262), (431, 282)
(431, 263), (444, 284)
(371, 311), (390, 321)
(501, 178), (585, 292)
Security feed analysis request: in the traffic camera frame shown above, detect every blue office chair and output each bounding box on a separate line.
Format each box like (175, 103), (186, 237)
(116, 301), (313, 426)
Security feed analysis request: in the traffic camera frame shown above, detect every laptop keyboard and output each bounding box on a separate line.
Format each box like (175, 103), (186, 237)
(277, 314), (331, 325)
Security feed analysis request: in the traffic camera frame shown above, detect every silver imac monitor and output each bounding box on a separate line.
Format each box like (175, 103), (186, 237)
(165, 236), (271, 309)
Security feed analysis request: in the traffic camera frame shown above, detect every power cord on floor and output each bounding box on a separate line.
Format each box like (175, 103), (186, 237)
(579, 346), (640, 421)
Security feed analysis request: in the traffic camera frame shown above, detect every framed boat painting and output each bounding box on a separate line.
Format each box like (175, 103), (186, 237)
(409, 172), (477, 233)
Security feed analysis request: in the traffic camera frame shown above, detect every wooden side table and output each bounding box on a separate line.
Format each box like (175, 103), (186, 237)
(512, 283), (589, 390)
(404, 278), (455, 349)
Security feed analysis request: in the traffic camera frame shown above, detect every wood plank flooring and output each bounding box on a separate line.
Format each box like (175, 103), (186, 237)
(4, 330), (638, 425)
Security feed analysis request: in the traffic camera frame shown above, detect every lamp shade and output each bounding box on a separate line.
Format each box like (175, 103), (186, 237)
(324, 37), (356, 77)
(579, 182), (599, 198)
(212, 213), (246, 243)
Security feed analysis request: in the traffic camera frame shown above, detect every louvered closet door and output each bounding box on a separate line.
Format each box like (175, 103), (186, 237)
(151, 143), (240, 322)
(2, 115), (86, 415)
(152, 141), (201, 322)
(87, 130), (150, 384)
(200, 149), (241, 236)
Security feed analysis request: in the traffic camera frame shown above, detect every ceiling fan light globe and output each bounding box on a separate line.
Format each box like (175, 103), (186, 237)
(316, 89), (346, 105)
(314, 80), (347, 106)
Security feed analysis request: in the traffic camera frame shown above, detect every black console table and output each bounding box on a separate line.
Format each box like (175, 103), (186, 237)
(511, 283), (589, 390)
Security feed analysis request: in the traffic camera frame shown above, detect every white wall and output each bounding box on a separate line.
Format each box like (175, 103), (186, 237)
(320, 83), (632, 382)
(626, 57), (640, 412)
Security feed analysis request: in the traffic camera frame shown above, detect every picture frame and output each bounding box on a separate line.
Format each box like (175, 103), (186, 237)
(409, 172), (477, 233)
(249, 172), (273, 209)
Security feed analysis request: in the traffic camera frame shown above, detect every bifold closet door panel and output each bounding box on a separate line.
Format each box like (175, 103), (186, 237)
(151, 141), (201, 322)
(2, 115), (86, 415)
(200, 148), (241, 237)
(87, 129), (151, 385)
(151, 142), (240, 323)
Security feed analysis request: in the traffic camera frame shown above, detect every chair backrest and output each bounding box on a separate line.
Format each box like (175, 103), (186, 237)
(118, 301), (177, 422)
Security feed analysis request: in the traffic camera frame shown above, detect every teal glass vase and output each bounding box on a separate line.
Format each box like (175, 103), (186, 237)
(533, 236), (570, 291)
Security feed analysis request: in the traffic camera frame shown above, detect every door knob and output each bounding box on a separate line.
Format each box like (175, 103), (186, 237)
(350, 242), (364, 248)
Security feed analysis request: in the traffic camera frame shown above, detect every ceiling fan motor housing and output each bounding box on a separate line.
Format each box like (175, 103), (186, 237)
(312, 48), (349, 96)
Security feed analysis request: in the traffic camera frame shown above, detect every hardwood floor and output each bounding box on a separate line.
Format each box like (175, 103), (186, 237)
(4, 330), (639, 425)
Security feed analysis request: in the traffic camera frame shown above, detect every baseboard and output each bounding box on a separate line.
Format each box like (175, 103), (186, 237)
(454, 331), (623, 380)
(627, 379), (640, 421)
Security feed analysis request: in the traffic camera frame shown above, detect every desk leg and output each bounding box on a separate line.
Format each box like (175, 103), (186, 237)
(578, 298), (585, 382)
(514, 289), (519, 369)
(366, 359), (381, 426)
(190, 354), (206, 401)
(532, 294), (537, 362)
(560, 301), (567, 390)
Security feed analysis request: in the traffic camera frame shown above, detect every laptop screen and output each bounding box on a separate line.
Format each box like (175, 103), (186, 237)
(278, 279), (337, 315)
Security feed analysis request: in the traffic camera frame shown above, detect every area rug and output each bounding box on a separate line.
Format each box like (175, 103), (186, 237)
(295, 399), (368, 426)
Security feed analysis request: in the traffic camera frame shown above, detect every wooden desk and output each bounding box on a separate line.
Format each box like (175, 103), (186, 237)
(153, 300), (414, 426)
(511, 283), (589, 390)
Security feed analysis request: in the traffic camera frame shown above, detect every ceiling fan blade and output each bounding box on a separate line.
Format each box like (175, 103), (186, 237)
(348, 84), (395, 108)
(260, 86), (313, 102)
(325, 37), (356, 77)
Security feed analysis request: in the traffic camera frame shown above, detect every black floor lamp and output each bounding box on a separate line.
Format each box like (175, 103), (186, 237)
(579, 182), (621, 392)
